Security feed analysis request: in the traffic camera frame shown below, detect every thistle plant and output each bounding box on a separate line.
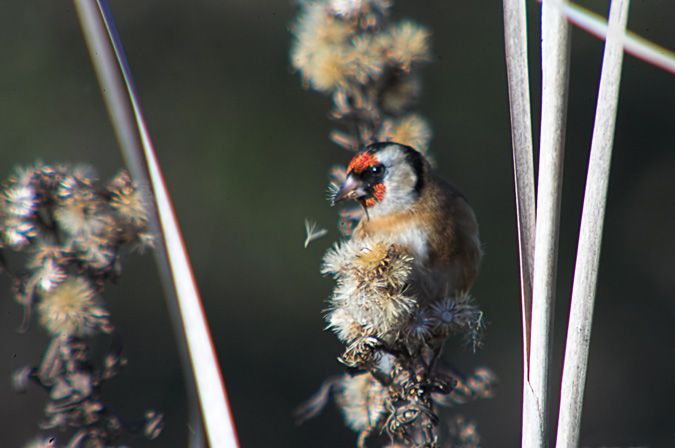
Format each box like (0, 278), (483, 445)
(2, 163), (163, 448)
(291, 2), (496, 447)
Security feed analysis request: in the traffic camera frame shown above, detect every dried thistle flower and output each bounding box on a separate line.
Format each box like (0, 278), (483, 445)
(323, 238), (417, 345)
(328, 0), (391, 22)
(378, 20), (432, 72)
(37, 276), (111, 337)
(429, 295), (480, 337)
(337, 372), (388, 445)
(290, 0), (433, 151)
(107, 170), (151, 227)
(2, 162), (162, 446)
(0, 163), (155, 325)
(381, 113), (433, 155)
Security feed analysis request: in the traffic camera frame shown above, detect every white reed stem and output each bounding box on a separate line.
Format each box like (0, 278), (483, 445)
(73, 2), (239, 447)
(502, 1), (538, 444)
(503, 0), (536, 368)
(555, 1), (630, 446)
(541, 0), (675, 74)
(524, 1), (571, 446)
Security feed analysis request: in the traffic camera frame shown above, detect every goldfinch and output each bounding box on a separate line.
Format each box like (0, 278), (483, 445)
(333, 142), (481, 297)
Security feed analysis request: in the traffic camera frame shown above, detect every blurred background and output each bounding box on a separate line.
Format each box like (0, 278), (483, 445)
(0, 1), (674, 447)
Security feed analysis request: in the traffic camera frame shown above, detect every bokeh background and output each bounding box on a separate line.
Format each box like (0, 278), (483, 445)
(1, 1), (674, 447)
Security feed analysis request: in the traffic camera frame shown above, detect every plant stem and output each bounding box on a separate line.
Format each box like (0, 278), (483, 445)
(555, 1), (630, 447)
(73, 2), (239, 447)
(503, 0), (536, 366)
(523, 1), (571, 446)
(502, 0), (537, 442)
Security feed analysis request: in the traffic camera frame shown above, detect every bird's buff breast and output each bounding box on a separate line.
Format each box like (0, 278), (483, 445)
(355, 213), (430, 263)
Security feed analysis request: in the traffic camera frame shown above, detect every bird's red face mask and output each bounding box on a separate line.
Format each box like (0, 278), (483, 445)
(333, 151), (387, 209)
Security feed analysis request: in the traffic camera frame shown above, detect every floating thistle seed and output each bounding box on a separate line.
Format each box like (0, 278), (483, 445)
(304, 219), (328, 248)
(37, 276), (111, 337)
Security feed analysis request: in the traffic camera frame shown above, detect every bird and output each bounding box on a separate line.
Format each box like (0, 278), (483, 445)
(332, 142), (482, 298)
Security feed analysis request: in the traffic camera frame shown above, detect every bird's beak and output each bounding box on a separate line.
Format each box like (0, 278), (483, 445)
(333, 173), (366, 205)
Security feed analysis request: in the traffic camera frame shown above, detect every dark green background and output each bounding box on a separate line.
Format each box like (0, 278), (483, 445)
(1, 1), (674, 447)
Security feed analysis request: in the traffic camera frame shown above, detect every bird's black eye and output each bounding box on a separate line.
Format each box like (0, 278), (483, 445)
(371, 164), (385, 176)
